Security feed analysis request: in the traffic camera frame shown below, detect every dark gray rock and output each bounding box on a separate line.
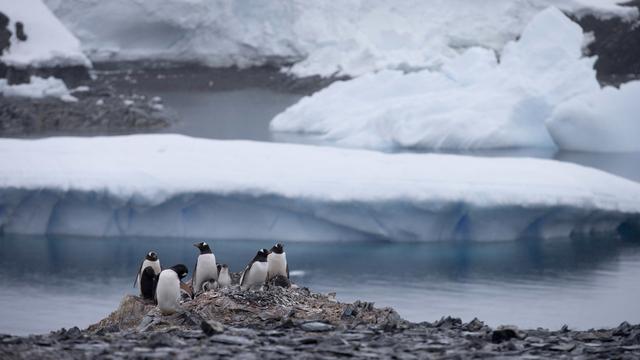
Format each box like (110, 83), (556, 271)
(200, 319), (224, 336)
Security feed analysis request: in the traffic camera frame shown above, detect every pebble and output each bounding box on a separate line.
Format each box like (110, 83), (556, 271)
(300, 322), (334, 332)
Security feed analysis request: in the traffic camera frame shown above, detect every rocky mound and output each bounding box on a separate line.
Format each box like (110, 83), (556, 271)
(1, 284), (640, 359)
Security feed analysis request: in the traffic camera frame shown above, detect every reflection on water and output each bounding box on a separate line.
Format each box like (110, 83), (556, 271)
(1, 235), (639, 335)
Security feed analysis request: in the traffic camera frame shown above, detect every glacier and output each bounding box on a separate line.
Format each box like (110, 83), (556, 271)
(0, 135), (638, 242)
(42, 0), (637, 78)
(0, 0), (90, 68)
(270, 7), (640, 152)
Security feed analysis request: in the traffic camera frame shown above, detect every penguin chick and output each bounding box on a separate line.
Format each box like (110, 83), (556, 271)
(134, 251), (160, 294)
(267, 243), (289, 281)
(192, 242), (217, 296)
(217, 264), (231, 288)
(140, 266), (157, 301)
(156, 264), (188, 315)
(239, 249), (269, 290)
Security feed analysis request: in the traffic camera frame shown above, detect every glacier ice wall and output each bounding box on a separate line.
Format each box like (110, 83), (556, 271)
(41, 0), (636, 77)
(0, 135), (639, 241)
(1, 189), (639, 242)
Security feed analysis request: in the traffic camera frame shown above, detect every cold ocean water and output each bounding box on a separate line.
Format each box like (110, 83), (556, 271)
(0, 235), (639, 335)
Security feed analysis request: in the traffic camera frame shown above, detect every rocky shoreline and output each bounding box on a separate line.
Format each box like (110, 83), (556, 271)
(1, 285), (639, 359)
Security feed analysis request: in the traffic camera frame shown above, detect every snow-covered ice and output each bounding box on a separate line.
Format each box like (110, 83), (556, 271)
(0, 76), (77, 102)
(42, 0), (636, 77)
(271, 7), (640, 152)
(0, 134), (638, 241)
(0, 0), (91, 68)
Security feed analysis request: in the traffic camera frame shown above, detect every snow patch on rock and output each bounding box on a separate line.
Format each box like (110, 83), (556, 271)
(0, 0), (91, 68)
(0, 75), (77, 102)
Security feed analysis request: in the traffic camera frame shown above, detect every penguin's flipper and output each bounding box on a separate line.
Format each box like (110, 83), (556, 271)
(191, 258), (199, 297)
(286, 263), (289, 279)
(239, 263), (252, 287)
(133, 260), (144, 288)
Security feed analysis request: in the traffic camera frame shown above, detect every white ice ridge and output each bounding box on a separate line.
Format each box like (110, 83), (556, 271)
(0, 0), (91, 68)
(42, 0), (636, 77)
(0, 76), (77, 102)
(271, 7), (640, 152)
(0, 135), (638, 241)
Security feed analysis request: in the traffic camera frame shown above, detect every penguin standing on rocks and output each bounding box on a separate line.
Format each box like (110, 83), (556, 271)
(134, 251), (161, 295)
(239, 249), (269, 290)
(267, 243), (289, 281)
(217, 264), (231, 288)
(192, 242), (217, 295)
(139, 266), (158, 301)
(156, 264), (188, 315)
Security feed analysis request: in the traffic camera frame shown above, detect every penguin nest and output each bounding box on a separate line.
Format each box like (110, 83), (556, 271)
(90, 285), (403, 333)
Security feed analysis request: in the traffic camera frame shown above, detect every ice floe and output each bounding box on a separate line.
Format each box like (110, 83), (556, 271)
(0, 135), (638, 241)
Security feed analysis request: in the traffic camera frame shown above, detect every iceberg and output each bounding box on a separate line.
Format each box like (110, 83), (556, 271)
(42, 0), (636, 77)
(0, 135), (638, 241)
(547, 81), (640, 152)
(0, 0), (91, 68)
(270, 7), (639, 152)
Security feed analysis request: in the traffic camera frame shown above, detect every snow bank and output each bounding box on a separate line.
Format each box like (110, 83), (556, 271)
(547, 81), (640, 152)
(42, 0), (636, 77)
(0, 135), (638, 241)
(0, 0), (90, 68)
(271, 8), (606, 150)
(0, 76), (77, 102)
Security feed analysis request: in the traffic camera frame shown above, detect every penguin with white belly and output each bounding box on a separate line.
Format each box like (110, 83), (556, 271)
(216, 264), (232, 288)
(156, 264), (189, 315)
(192, 242), (218, 295)
(134, 251), (161, 295)
(239, 249), (269, 290)
(267, 243), (289, 281)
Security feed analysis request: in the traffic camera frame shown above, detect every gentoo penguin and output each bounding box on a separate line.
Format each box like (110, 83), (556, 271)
(192, 242), (218, 295)
(140, 266), (158, 301)
(239, 249), (269, 290)
(134, 251), (161, 294)
(267, 243), (289, 281)
(217, 264), (231, 288)
(156, 264), (188, 315)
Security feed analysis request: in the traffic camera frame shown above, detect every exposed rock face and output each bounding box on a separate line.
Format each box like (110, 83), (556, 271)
(0, 82), (170, 136)
(575, 1), (640, 85)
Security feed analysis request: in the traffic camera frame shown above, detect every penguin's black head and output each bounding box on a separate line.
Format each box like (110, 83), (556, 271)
(217, 264), (228, 273)
(270, 243), (284, 254)
(193, 242), (212, 254)
(146, 251), (158, 261)
(254, 248), (270, 262)
(170, 264), (189, 280)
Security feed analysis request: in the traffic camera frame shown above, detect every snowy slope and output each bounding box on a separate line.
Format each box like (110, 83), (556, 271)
(0, 0), (90, 68)
(0, 135), (638, 241)
(271, 8), (640, 152)
(42, 0), (636, 77)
